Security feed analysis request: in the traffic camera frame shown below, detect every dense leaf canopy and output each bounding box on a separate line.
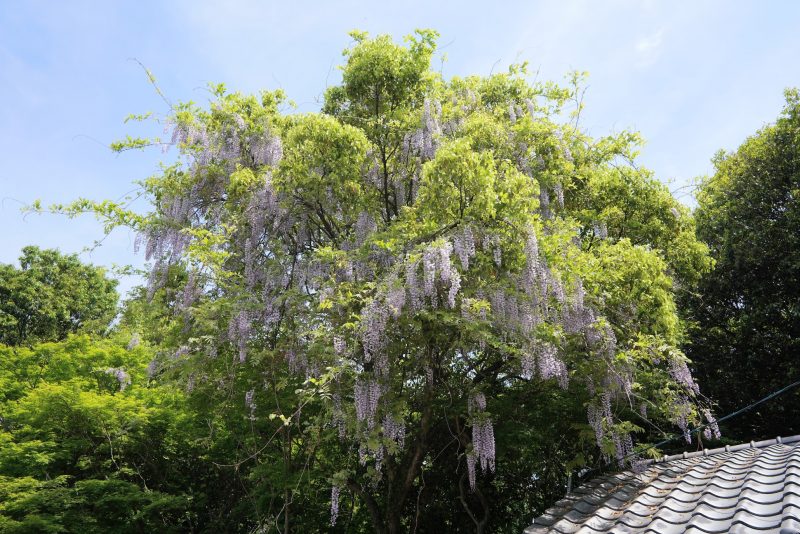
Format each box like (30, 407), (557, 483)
(0, 336), (197, 532)
(0, 247), (118, 346)
(688, 89), (800, 441)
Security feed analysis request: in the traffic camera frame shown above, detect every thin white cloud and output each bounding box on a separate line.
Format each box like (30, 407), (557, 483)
(635, 28), (664, 67)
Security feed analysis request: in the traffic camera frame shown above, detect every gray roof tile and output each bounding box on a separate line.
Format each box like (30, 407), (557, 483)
(525, 435), (800, 533)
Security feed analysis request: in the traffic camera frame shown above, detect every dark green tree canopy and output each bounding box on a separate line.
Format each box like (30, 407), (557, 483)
(688, 89), (800, 440)
(0, 247), (118, 346)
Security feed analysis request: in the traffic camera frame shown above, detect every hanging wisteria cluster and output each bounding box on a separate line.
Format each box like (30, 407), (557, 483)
(466, 392), (496, 491)
(354, 378), (383, 430)
(403, 98), (442, 161)
(382, 414), (405, 450)
(168, 114), (283, 169)
(702, 409), (722, 441)
(673, 395), (694, 444)
(140, 110), (287, 307)
(104, 367), (131, 391)
(453, 226), (475, 270)
(669, 357), (701, 395)
(330, 485), (340, 526)
(126, 333), (140, 351)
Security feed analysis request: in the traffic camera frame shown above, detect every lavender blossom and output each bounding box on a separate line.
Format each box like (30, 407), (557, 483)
(330, 486), (340, 526)
(538, 343), (569, 389)
(104, 367), (131, 391)
(593, 221), (608, 239)
(702, 408), (722, 440)
(453, 226), (476, 270)
(249, 127), (283, 167)
(420, 98), (441, 160)
(525, 98), (536, 116)
(286, 349), (308, 375)
(146, 359), (158, 379)
(601, 391), (613, 421)
(386, 279), (406, 318)
(127, 333), (140, 351)
(521, 353), (535, 380)
(382, 414), (405, 449)
(333, 393), (347, 440)
(490, 290), (506, 323)
(469, 392), (487, 414)
(472, 418), (496, 473)
(447, 270), (461, 309)
(672, 395), (692, 444)
(613, 431), (634, 467)
(437, 241), (454, 286)
(422, 247), (437, 299)
(468, 392), (496, 477)
(540, 187), (551, 220)
(587, 404), (604, 447)
(554, 183), (564, 209)
(669, 357), (700, 395)
(466, 452), (477, 491)
(521, 229), (541, 293)
(333, 336), (347, 355)
(401, 257), (421, 311)
(355, 211), (377, 246)
(354, 378), (382, 429)
(361, 300), (388, 365)
(228, 310), (252, 363)
(177, 269), (201, 313)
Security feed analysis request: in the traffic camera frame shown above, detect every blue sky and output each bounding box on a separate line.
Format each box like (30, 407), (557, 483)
(2, 0), (799, 296)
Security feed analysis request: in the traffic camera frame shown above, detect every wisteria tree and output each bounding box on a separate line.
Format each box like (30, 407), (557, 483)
(53, 30), (713, 533)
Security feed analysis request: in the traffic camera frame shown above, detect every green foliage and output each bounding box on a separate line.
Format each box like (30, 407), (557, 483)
(688, 89), (800, 440)
(0, 248), (118, 346)
(416, 138), (502, 224)
(0, 476), (190, 534)
(0, 335), (201, 532)
(571, 165), (711, 290)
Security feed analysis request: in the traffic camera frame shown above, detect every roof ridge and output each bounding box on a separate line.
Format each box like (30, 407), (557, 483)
(648, 434), (800, 465)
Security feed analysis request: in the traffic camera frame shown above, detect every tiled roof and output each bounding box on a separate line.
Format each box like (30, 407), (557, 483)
(525, 435), (800, 534)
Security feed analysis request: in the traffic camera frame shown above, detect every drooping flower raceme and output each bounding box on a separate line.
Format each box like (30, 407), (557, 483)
(104, 367), (131, 391)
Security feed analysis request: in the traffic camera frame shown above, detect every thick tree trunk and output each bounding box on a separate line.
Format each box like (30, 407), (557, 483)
(385, 381), (435, 533)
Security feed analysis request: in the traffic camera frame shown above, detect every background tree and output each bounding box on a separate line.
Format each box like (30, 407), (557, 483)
(47, 30), (714, 533)
(0, 247), (118, 346)
(0, 335), (198, 532)
(687, 89), (800, 441)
